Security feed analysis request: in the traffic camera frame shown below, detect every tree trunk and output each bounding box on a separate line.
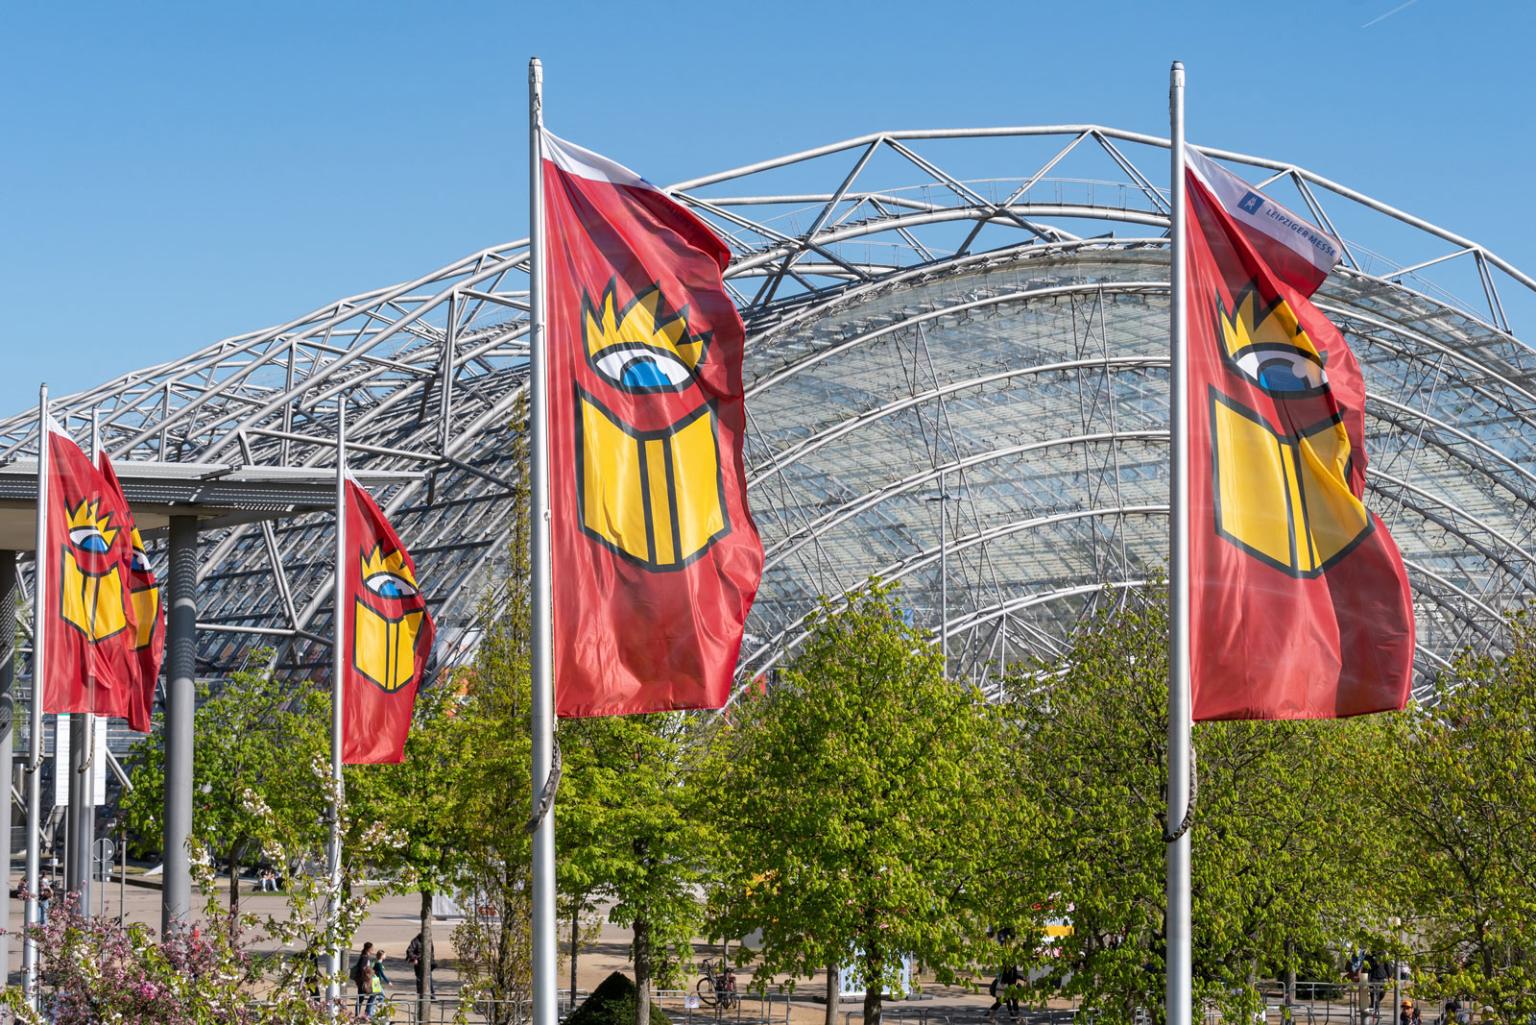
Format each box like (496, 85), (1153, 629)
(227, 848), (240, 916)
(634, 918), (652, 1025)
(570, 902), (580, 1005)
(417, 888), (434, 1022)
(825, 962), (839, 1025)
(862, 979), (883, 1025)
(1285, 938), (1296, 1007)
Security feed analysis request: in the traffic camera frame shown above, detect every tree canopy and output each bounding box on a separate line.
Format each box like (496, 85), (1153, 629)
(998, 593), (1398, 1023)
(707, 582), (1013, 1025)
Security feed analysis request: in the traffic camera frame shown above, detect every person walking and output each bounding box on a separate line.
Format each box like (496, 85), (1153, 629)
(351, 942), (378, 1018)
(371, 946), (390, 1017)
(407, 931), (435, 997)
(1366, 953), (1390, 1020)
(987, 964), (1023, 1023)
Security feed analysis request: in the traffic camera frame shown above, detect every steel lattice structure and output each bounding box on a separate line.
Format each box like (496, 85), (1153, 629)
(3, 125), (1534, 709)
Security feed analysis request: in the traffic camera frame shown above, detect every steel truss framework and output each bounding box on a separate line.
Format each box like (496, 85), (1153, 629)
(2, 125), (1533, 711)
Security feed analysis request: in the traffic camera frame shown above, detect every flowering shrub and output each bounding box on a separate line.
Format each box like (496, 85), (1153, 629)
(0, 891), (374, 1024)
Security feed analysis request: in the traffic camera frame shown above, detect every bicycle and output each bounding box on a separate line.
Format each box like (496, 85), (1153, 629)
(696, 957), (740, 1010)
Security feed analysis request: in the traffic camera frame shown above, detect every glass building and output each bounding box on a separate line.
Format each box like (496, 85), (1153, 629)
(2, 126), (1532, 721)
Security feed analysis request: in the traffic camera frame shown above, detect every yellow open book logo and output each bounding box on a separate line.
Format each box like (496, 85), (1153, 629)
(1210, 288), (1372, 577)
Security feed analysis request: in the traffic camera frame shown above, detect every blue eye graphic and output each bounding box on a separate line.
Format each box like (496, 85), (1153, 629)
(593, 348), (694, 392)
(1234, 348), (1327, 395)
(69, 526), (111, 554)
(365, 571), (419, 599)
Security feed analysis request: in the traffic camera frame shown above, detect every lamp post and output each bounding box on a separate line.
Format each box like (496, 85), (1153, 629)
(1390, 916), (1402, 1025)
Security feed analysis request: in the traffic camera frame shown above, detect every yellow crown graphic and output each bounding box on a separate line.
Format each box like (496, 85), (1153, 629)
(360, 544), (417, 587)
(1217, 289), (1328, 395)
(582, 283), (706, 371)
(66, 499), (120, 548)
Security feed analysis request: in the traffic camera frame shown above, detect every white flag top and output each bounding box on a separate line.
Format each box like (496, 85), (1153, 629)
(1185, 146), (1342, 282)
(542, 130), (652, 189)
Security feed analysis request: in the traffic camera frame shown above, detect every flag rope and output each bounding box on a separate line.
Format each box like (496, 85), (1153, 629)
(524, 735), (561, 836)
(1162, 746), (1198, 843)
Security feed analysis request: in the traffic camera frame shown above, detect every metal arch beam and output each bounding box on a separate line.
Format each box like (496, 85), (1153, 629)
(745, 453), (1527, 700)
(724, 204), (1165, 281)
(1396, 557), (1506, 640)
(940, 583), (1464, 692)
(665, 123), (1536, 298)
(6, 127), (1532, 456)
(0, 222), (1517, 467)
(84, 279), (467, 452)
(748, 356), (1167, 489)
(747, 328), (1536, 537)
(740, 264), (1536, 476)
(869, 505), (1167, 590)
(194, 279), (495, 460)
(1316, 297), (1536, 418)
(754, 495), (1510, 687)
(116, 248), (531, 460)
(739, 247), (1532, 429)
(745, 278), (1167, 401)
(1371, 468), (1536, 588)
(743, 238), (1169, 352)
(1364, 395), (1536, 506)
(762, 431), (1169, 572)
(758, 433), (1536, 602)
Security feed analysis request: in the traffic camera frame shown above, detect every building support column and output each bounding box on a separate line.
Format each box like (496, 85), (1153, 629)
(65, 713), (92, 916)
(0, 553), (16, 980)
(161, 516), (197, 937)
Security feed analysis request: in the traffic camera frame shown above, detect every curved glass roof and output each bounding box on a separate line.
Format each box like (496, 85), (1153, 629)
(0, 126), (1530, 716)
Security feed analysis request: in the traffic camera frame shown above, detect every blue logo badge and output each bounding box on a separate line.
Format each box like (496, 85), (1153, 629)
(1238, 191), (1264, 215)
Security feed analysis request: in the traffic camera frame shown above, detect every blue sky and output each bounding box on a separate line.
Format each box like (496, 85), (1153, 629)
(3, 0), (1531, 416)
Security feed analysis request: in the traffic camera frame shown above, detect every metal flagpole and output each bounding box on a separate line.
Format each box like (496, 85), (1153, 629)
(24, 384), (49, 1010)
(70, 412), (103, 919)
(528, 55), (559, 1025)
(327, 396), (347, 1016)
(1165, 59), (1193, 1025)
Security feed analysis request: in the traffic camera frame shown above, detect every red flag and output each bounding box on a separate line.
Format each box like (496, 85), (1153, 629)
(98, 452), (163, 730)
(41, 421), (147, 730)
(541, 132), (763, 717)
(1185, 148), (1415, 719)
(341, 478), (435, 763)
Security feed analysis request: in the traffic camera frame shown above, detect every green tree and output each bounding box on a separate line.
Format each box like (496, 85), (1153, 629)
(445, 393), (537, 1022)
(344, 679), (471, 1018)
(560, 708), (715, 1025)
(445, 592), (536, 1024)
(122, 664), (328, 917)
(1377, 609), (1536, 1023)
(707, 581), (1013, 1025)
(1001, 592), (1395, 1024)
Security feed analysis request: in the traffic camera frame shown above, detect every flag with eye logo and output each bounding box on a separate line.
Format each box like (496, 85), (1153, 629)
(1184, 147), (1414, 719)
(341, 478), (436, 763)
(41, 420), (147, 729)
(98, 451), (163, 731)
(541, 131), (762, 717)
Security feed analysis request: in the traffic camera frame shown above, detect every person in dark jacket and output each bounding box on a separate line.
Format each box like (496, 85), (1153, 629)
(987, 964), (1023, 1023)
(407, 932), (435, 997)
(1365, 954), (1389, 1019)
